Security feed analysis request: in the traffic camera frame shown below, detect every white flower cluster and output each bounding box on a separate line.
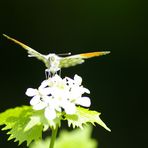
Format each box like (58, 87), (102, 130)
(25, 74), (91, 120)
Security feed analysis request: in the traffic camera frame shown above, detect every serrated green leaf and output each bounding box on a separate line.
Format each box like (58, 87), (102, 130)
(24, 116), (41, 131)
(7, 122), (43, 146)
(0, 106), (32, 130)
(0, 106), (43, 146)
(25, 110), (61, 131)
(0, 105), (110, 147)
(0, 106), (62, 146)
(66, 107), (111, 131)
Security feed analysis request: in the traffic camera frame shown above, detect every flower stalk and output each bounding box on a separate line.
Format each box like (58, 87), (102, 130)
(49, 125), (58, 148)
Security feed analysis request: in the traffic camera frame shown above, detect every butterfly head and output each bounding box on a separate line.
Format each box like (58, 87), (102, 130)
(45, 54), (61, 74)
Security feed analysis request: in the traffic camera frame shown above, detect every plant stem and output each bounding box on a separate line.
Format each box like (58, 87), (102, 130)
(49, 125), (58, 148)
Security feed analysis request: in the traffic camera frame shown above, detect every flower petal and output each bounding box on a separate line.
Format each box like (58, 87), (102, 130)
(25, 88), (38, 97)
(44, 107), (56, 120)
(76, 97), (91, 107)
(40, 87), (51, 96)
(42, 96), (52, 104)
(74, 74), (82, 85)
(40, 80), (49, 88)
(80, 87), (90, 94)
(63, 102), (76, 114)
(32, 101), (47, 110)
(30, 95), (40, 105)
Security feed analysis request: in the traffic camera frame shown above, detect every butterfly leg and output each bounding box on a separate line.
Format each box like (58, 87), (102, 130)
(45, 68), (61, 79)
(58, 69), (61, 77)
(45, 69), (51, 79)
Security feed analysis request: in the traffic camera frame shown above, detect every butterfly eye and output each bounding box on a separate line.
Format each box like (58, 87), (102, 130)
(50, 56), (55, 62)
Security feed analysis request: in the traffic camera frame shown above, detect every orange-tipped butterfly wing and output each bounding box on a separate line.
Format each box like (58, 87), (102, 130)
(59, 51), (110, 68)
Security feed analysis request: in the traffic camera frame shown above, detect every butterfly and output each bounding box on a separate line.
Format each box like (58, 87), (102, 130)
(3, 34), (110, 75)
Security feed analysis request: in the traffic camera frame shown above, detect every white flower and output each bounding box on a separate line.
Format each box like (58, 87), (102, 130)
(25, 74), (91, 121)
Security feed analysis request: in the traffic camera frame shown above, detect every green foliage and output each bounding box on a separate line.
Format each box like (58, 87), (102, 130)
(0, 106), (43, 146)
(0, 106), (61, 146)
(0, 105), (110, 146)
(30, 125), (97, 148)
(66, 106), (111, 131)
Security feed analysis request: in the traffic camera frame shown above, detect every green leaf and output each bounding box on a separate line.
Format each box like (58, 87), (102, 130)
(65, 107), (111, 132)
(0, 106), (43, 146)
(30, 125), (98, 148)
(0, 105), (110, 146)
(0, 106), (62, 146)
(25, 110), (61, 131)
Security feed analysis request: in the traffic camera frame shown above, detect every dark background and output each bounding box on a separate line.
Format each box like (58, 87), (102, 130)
(0, 0), (147, 148)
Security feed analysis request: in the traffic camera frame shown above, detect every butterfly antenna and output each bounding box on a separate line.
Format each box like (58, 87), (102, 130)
(28, 55), (35, 57)
(58, 52), (71, 56)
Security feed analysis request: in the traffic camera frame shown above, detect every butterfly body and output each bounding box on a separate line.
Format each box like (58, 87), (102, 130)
(3, 34), (110, 74)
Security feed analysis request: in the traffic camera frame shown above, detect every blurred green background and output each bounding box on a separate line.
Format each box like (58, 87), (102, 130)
(0, 0), (147, 148)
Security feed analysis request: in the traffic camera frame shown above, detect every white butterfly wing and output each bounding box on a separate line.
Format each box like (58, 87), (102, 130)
(59, 55), (85, 68)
